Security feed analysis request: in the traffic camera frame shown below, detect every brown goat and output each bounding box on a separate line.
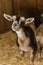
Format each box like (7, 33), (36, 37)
(36, 23), (43, 59)
(25, 17), (43, 59)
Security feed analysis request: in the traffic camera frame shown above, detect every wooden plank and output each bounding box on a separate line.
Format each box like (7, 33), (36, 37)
(38, 0), (43, 13)
(0, 0), (13, 33)
(13, 0), (36, 17)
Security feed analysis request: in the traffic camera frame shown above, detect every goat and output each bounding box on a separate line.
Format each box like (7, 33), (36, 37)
(3, 14), (37, 65)
(32, 14), (43, 59)
(36, 23), (43, 59)
(25, 15), (43, 60)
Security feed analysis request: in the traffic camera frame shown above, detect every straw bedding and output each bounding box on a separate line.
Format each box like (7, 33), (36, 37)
(0, 31), (43, 65)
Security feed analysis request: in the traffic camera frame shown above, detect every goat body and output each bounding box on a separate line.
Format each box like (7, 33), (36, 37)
(36, 23), (43, 59)
(16, 25), (37, 65)
(3, 14), (37, 65)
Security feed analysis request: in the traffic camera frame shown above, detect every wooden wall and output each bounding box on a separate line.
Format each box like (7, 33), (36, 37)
(38, 0), (43, 13)
(13, 0), (43, 17)
(13, 0), (36, 17)
(0, 0), (43, 33)
(0, 0), (13, 33)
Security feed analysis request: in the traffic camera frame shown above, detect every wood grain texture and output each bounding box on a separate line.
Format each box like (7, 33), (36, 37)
(13, 0), (36, 17)
(0, 0), (43, 33)
(0, 0), (13, 33)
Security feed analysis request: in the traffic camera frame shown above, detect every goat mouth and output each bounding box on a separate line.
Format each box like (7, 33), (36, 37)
(14, 27), (20, 31)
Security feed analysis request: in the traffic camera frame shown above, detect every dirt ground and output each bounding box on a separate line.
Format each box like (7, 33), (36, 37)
(0, 31), (43, 65)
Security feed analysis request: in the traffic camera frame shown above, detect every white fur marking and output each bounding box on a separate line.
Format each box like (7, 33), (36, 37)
(16, 30), (26, 40)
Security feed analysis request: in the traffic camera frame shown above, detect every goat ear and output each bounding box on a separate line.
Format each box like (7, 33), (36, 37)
(25, 18), (34, 24)
(19, 17), (25, 21)
(12, 15), (16, 21)
(3, 14), (12, 21)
